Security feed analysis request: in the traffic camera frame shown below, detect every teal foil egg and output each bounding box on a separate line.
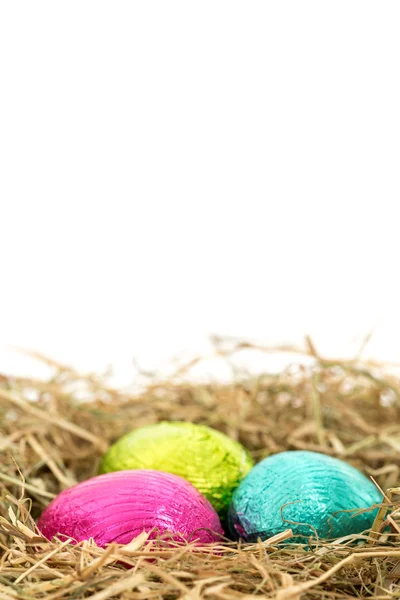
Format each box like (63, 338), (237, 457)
(228, 450), (382, 542)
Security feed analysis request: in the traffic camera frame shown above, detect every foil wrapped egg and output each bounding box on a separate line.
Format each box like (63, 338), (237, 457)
(38, 470), (224, 546)
(100, 421), (253, 514)
(228, 450), (382, 542)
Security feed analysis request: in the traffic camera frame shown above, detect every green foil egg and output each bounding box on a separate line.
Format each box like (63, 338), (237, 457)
(228, 451), (382, 542)
(100, 421), (253, 514)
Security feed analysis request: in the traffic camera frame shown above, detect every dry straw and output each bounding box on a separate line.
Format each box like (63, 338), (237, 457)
(1, 337), (400, 599)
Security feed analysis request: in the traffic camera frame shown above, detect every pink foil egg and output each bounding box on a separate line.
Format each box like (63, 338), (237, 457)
(37, 470), (224, 547)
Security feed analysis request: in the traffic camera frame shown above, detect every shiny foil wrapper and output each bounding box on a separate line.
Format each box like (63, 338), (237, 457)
(38, 470), (224, 546)
(228, 450), (382, 542)
(100, 421), (254, 514)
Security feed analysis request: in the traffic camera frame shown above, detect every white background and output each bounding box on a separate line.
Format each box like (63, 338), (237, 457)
(1, 2), (399, 385)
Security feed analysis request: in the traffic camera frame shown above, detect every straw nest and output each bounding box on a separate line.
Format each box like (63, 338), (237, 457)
(2, 338), (400, 600)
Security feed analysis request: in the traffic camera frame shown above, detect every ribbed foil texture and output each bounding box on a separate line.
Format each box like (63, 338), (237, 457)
(100, 421), (254, 514)
(228, 450), (382, 542)
(38, 470), (224, 546)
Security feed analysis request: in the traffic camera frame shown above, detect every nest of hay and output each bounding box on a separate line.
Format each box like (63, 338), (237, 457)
(2, 338), (400, 599)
